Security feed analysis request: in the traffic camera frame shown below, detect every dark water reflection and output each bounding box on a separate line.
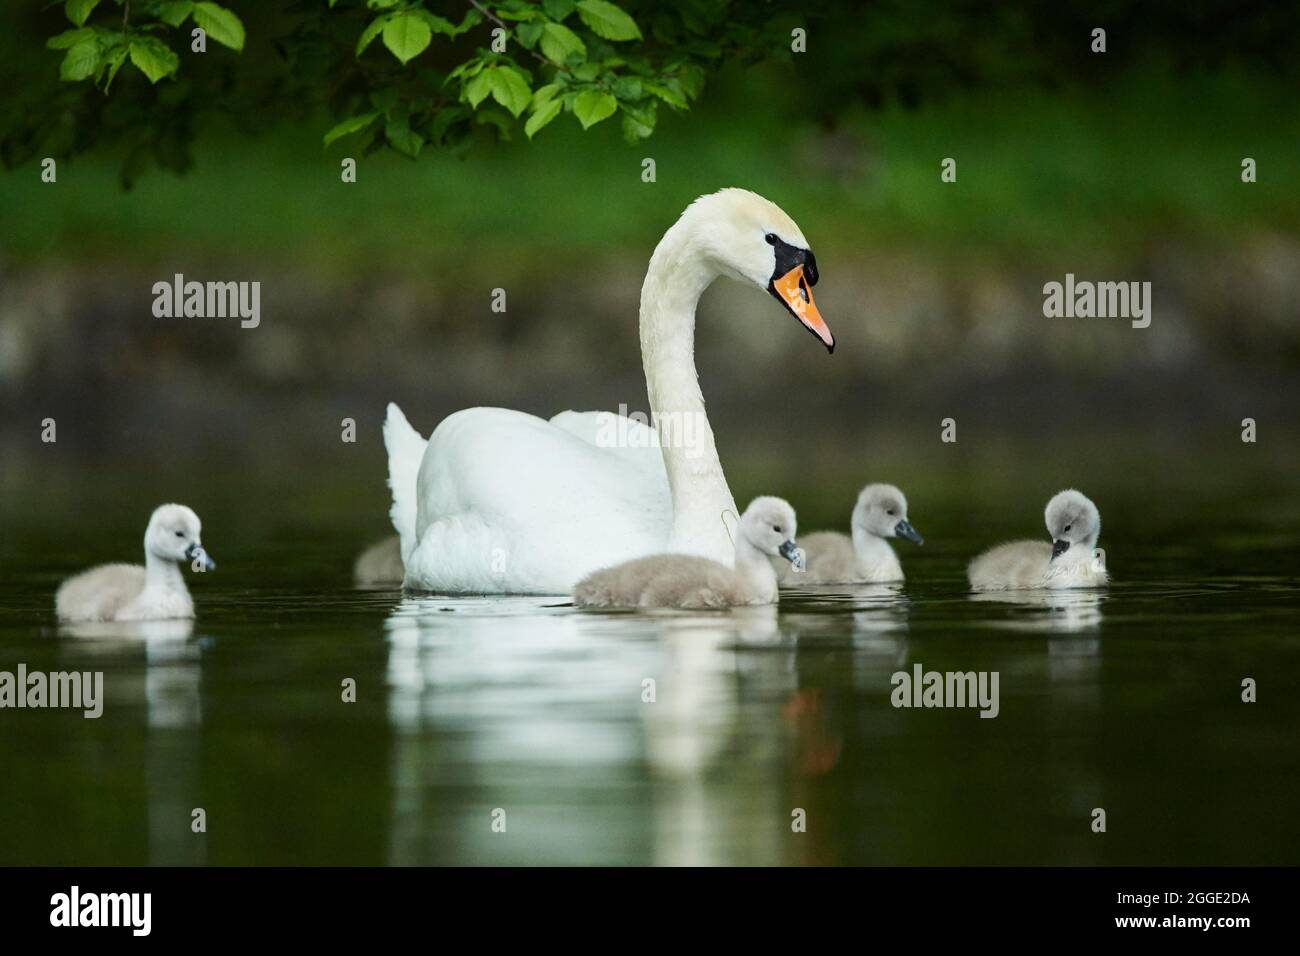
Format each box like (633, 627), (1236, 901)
(1, 490), (1298, 866)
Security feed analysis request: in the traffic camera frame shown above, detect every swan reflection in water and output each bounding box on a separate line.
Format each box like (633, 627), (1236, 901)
(967, 589), (1103, 704)
(968, 588), (1106, 634)
(780, 582), (910, 658)
(383, 596), (806, 865)
(56, 618), (202, 728)
(58, 618), (206, 864)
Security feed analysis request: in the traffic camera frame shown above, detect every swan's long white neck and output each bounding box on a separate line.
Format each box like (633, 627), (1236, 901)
(143, 549), (185, 594)
(851, 525), (896, 564)
(640, 216), (738, 565)
(734, 535), (779, 604)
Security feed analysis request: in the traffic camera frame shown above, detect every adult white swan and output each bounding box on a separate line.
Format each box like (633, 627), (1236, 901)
(384, 188), (834, 594)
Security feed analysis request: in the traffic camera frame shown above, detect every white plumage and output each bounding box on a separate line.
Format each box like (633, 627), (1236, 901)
(967, 489), (1108, 590)
(778, 483), (923, 585)
(55, 504), (215, 623)
(573, 496), (802, 609)
(384, 189), (832, 594)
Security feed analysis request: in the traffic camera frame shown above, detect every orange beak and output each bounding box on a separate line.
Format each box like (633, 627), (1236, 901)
(771, 264), (834, 353)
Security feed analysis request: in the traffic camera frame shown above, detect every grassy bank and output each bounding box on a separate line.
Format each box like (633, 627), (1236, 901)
(1, 65), (1297, 274)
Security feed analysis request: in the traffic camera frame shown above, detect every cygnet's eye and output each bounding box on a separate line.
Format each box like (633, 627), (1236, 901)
(886, 509), (896, 516)
(1064, 524), (1072, 533)
(764, 233), (777, 245)
(174, 530), (185, 538)
(772, 525), (782, 533)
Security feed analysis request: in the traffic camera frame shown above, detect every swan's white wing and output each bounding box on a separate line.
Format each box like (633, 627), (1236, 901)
(548, 409), (612, 444)
(384, 403), (429, 564)
(967, 540), (1052, 590)
(403, 407), (671, 594)
(548, 409), (666, 472)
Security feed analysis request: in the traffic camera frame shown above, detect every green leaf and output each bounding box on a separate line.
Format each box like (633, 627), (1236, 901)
(464, 70), (492, 107)
(356, 15), (388, 56)
(385, 116), (424, 158)
(65, 0), (100, 27)
(620, 97), (655, 126)
(516, 21), (544, 49)
(573, 89), (617, 128)
(47, 27), (94, 50)
(382, 12), (431, 64)
(531, 82), (562, 108)
(540, 21), (586, 63)
(678, 63), (705, 99)
(127, 38), (179, 83)
(620, 99), (656, 142)
(475, 107), (514, 140)
(99, 44), (127, 91)
(644, 80), (687, 109)
(157, 1), (195, 28)
(524, 98), (562, 138)
(192, 3), (245, 52)
(60, 37), (101, 82)
(611, 75), (641, 100)
(447, 56), (484, 81)
(323, 111), (379, 147)
(575, 0), (641, 41)
(414, 9), (457, 36)
(542, 0), (577, 21)
(448, 9), (483, 36)
(495, 8), (539, 22)
(487, 67), (532, 117)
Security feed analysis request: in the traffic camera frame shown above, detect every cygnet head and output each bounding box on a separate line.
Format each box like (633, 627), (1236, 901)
(852, 483), (924, 544)
(739, 496), (802, 565)
(145, 504), (215, 570)
(677, 188), (834, 352)
(1044, 489), (1100, 560)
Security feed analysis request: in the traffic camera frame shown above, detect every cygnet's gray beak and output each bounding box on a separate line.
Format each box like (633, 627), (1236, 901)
(1051, 539), (1070, 560)
(778, 539), (806, 572)
(186, 543), (216, 572)
(895, 519), (924, 545)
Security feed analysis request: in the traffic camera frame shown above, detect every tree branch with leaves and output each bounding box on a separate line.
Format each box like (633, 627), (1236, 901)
(13, 0), (778, 184)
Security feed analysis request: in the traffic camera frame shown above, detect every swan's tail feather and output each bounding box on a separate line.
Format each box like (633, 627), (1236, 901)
(383, 402), (427, 566)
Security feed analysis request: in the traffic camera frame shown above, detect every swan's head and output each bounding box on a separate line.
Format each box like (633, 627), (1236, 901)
(145, 504), (215, 571)
(681, 188), (834, 352)
(1044, 489), (1100, 561)
(740, 495), (803, 566)
(852, 483), (923, 544)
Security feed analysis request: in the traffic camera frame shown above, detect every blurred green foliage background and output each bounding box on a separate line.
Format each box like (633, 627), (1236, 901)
(1, 2), (1297, 535)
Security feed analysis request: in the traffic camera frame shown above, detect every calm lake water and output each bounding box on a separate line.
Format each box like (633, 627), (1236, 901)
(1, 458), (1298, 866)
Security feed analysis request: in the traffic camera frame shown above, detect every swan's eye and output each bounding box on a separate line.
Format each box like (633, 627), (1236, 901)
(1064, 524), (1072, 533)
(886, 509), (896, 516)
(174, 530), (185, 538)
(772, 525), (781, 533)
(764, 233), (777, 245)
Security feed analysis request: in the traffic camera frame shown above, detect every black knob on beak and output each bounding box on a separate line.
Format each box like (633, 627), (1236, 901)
(803, 249), (818, 286)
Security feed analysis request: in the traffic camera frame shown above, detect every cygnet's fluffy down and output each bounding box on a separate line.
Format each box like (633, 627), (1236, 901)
(353, 535), (405, 586)
(777, 483), (923, 585)
(967, 489), (1108, 591)
(56, 504), (216, 622)
(574, 496), (803, 609)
